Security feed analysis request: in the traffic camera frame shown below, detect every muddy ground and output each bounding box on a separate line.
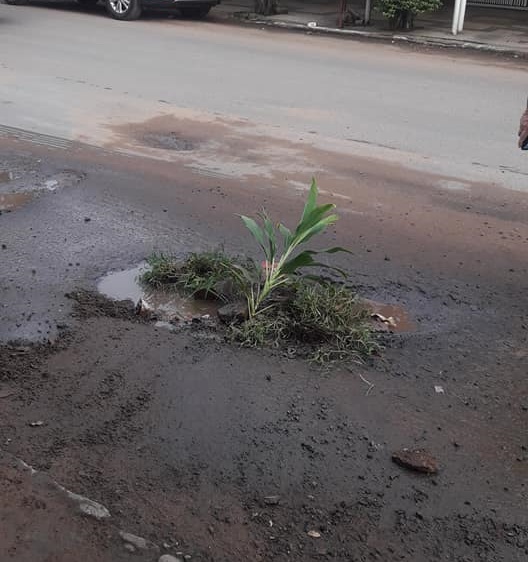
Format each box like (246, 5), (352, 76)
(0, 126), (527, 561)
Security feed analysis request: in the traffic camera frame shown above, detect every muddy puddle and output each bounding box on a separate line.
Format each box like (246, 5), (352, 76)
(364, 299), (415, 333)
(97, 264), (219, 322)
(0, 171), (11, 183)
(141, 132), (196, 152)
(0, 192), (33, 212)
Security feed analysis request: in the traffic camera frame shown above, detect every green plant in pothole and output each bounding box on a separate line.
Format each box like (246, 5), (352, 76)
(229, 279), (378, 363)
(142, 250), (249, 301)
(141, 179), (379, 364)
(229, 178), (348, 318)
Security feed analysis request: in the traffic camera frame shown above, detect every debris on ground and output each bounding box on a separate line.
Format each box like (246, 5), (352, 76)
(119, 530), (158, 551)
(391, 448), (439, 474)
(263, 495), (281, 506)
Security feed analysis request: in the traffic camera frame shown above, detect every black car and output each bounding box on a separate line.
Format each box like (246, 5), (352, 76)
(4, 0), (220, 21)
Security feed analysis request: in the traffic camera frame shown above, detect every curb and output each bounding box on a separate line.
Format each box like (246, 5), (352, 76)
(218, 13), (527, 59)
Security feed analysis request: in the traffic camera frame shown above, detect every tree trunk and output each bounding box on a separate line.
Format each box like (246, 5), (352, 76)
(390, 9), (414, 30)
(254, 0), (280, 15)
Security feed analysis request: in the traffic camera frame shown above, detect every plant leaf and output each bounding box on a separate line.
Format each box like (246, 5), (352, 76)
(240, 215), (269, 259)
(292, 214), (339, 248)
(299, 178), (319, 225)
(262, 213), (277, 263)
(281, 249), (349, 276)
(278, 223), (292, 248)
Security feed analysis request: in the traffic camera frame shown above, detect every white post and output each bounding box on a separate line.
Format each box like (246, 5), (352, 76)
(458, 0), (468, 32)
(452, 0), (461, 35)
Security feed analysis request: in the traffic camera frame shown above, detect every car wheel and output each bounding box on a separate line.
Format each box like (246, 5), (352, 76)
(76, 0), (99, 6)
(105, 0), (142, 20)
(179, 5), (211, 18)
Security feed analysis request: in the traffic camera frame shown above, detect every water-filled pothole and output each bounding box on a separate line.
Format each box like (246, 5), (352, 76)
(364, 299), (415, 333)
(141, 132), (196, 151)
(97, 264), (219, 322)
(0, 192), (33, 212)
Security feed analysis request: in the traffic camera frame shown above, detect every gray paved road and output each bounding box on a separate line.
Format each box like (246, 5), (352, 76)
(1, 1), (527, 190)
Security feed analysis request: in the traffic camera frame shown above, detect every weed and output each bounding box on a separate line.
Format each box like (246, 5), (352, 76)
(142, 253), (180, 288)
(142, 251), (253, 301)
(229, 280), (379, 363)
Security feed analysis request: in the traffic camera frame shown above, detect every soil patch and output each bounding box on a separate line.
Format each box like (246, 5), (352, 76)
(66, 289), (144, 322)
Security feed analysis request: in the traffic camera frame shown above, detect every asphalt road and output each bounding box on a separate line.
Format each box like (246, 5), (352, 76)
(0, 1), (527, 191)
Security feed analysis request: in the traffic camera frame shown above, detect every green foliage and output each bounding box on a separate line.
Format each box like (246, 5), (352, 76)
(142, 251), (246, 301)
(377, 0), (441, 24)
(141, 253), (180, 288)
(235, 179), (349, 318)
(229, 280), (379, 363)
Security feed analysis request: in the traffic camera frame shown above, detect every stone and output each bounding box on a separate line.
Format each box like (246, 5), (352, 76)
(391, 449), (439, 474)
(217, 301), (248, 324)
(159, 556), (184, 562)
(263, 495), (280, 506)
(62, 489), (111, 520)
(119, 530), (158, 550)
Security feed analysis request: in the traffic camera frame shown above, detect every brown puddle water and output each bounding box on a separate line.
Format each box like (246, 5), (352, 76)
(0, 192), (33, 211)
(97, 264), (219, 322)
(363, 299), (415, 333)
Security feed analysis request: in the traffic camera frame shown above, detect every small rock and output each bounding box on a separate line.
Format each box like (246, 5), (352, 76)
(135, 298), (154, 318)
(392, 449), (439, 474)
(84, 217), (91, 222)
(307, 530), (321, 538)
(1, 244), (6, 250)
(263, 495), (280, 506)
(29, 420), (44, 427)
(64, 489), (111, 520)
(119, 530), (157, 551)
(159, 556), (184, 562)
(217, 301), (248, 324)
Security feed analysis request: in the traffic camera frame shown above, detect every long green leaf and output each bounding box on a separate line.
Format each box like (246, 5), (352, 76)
(262, 213), (277, 263)
(294, 203), (336, 238)
(299, 178), (319, 225)
(281, 248), (349, 276)
(240, 215), (269, 259)
(278, 223), (292, 248)
(291, 214), (338, 248)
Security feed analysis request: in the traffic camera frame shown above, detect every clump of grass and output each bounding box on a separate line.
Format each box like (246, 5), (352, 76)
(142, 253), (181, 288)
(229, 280), (379, 364)
(142, 250), (252, 301)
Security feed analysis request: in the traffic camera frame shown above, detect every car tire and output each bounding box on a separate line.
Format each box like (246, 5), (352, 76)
(105, 0), (142, 20)
(179, 5), (211, 18)
(76, 0), (99, 6)
(3, 0), (27, 5)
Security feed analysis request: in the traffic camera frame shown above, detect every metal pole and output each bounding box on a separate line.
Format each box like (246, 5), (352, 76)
(458, 0), (467, 32)
(452, 0), (461, 35)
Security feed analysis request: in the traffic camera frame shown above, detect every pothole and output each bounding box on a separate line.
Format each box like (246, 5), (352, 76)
(97, 263), (219, 322)
(364, 299), (415, 333)
(0, 171), (12, 183)
(0, 192), (33, 212)
(141, 132), (196, 151)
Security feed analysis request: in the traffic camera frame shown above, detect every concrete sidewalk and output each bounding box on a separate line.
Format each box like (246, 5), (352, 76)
(212, 0), (528, 56)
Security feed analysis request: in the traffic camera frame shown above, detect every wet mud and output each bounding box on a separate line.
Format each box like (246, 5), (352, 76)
(0, 126), (527, 561)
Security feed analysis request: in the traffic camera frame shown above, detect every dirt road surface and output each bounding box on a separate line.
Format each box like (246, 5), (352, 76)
(0, 3), (527, 561)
